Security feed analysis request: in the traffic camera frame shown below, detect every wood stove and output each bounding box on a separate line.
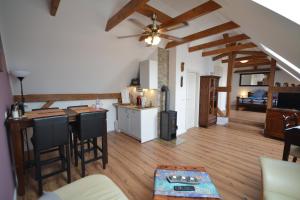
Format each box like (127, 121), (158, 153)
(160, 85), (177, 140)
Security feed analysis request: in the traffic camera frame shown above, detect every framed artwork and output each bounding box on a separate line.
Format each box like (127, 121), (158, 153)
(0, 34), (6, 72)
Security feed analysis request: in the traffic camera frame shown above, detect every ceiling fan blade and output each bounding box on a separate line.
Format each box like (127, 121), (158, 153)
(159, 22), (189, 33)
(159, 34), (183, 42)
(128, 18), (150, 31)
(118, 33), (146, 39)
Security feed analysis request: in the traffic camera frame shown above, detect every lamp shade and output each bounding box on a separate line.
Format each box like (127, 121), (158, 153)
(11, 69), (30, 78)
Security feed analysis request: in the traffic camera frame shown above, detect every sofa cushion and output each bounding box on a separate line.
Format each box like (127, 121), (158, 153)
(260, 157), (300, 200)
(54, 174), (128, 200)
(252, 89), (266, 99)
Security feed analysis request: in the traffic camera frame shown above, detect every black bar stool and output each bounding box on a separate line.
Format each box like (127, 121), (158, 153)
(32, 115), (71, 195)
(73, 112), (107, 177)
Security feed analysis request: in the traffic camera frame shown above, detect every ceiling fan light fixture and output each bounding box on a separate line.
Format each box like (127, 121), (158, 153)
(145, 35), (161, 46)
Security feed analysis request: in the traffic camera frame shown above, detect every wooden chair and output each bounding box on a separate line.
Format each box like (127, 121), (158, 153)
(283, 113), (300, 162)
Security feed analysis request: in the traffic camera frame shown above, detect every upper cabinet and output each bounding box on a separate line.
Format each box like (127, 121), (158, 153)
(140, 60), (158, 89)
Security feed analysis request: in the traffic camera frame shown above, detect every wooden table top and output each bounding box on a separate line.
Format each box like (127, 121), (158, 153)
(153, 165), (220, 200)
(69, 107), (107, 114)
(23, 109), (66, 120)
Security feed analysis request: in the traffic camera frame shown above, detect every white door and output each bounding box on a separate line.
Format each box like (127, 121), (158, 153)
(186, 72), (197, 129)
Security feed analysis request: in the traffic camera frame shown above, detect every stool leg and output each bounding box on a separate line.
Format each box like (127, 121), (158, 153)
(80, 140), (85, 177)
(93, 138), (97, 159)
(69, 131), (73, 158)
(74, 134), (78, 167)
(65, 144), (71, 183)
(35, 150), (43, 195)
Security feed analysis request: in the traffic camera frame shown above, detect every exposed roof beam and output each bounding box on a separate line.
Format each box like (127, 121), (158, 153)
(136, 4), (172, 23)
(160, 0), (221, 30)
(234, 68), (280, 73)
(202, 42), (257, 56)
(212, 53), (229, 61)
(189, 34), (249, 52)
(234, 60), (271, 68)
(50, 0), (60, 16)
(165, 21), (239, 49)
(235, 51), (267, 56)
(105, 0), (149, 32)
(222, 55), (267, 63)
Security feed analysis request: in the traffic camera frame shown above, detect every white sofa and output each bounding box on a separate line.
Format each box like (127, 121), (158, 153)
(39, 174), (128, 200)
(260, 157), (300, 200)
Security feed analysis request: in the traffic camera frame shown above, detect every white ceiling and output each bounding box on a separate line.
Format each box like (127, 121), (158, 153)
(111, 0), (300, 80)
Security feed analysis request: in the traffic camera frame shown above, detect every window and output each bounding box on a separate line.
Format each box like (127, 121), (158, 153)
(251, 0), (300, 25)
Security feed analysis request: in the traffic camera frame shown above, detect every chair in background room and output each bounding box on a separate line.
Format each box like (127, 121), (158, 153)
(73, 112), (107, 177)
(32, 115), (71, 195)
(283, 113), (300, 162)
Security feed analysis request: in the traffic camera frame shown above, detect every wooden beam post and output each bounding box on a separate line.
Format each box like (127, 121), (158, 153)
(226, 52), (235, 117)
(105, 0), (149, 32)
(267, 58), (276, 109)
(50, 0), (60, 16)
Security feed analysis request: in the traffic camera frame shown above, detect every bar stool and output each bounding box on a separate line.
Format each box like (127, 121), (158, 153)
(32, 115), (71, 195)
(67, 105), (89, 157)
(73, 112), (107, 177)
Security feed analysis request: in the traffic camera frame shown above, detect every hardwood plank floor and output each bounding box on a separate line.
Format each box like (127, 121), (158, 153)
(19, 125), (286, 200)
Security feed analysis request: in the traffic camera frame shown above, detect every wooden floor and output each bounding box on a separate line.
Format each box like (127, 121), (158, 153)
(19, 124), (286, 200)
(230, 110), (266, 128)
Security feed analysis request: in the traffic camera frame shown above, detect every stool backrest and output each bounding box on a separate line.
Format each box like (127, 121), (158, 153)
(33, 115), (69, 151)
(283, 113), (298, 130)
(77, 112), (106, 140)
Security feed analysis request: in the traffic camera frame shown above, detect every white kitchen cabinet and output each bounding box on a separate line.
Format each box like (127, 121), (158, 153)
(117, 106), (158, 143)
(140, 60), (158, 89)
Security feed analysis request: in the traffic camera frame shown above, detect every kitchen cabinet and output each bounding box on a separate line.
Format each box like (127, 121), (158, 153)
(140, 60), (158, 89)
(118, 106), (158, 143)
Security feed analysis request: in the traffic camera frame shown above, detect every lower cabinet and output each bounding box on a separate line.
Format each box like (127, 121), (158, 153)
(118, 107), (158, 143)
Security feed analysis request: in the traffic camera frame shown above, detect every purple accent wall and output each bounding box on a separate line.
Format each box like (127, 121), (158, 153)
(0, 58), (14, 199)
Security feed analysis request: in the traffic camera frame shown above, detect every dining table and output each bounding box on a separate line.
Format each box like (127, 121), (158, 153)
(7, 107), (108, 195)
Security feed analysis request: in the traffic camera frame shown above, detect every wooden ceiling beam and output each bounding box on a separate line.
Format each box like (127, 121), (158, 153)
(202, 42), (257, 56)
(222, 55), (267, 63)
(189, 34), (249, 52)
(212, 53), (229, 61)
(235, 51), (267, 56)
(160, 0), (221, 30)
(50, 0), (60, 16)
(234, 60), (271, 68)
(105, 0), (149, 32)
(136, 4), (172, 23)
(165, 21), (239, 49)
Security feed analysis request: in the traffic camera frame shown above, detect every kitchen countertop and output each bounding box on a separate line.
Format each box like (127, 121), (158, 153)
(114, 103), (159, 111)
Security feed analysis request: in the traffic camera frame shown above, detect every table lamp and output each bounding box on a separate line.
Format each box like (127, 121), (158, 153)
(11, 69), (30, 113)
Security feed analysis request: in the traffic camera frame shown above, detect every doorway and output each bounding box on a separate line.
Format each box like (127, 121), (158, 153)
(186, 72), (197, 130)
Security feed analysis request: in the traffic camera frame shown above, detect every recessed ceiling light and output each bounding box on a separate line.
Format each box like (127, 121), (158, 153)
(240, 60), (249, 63)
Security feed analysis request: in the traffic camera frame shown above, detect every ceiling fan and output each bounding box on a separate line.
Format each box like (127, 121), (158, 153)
(118, 14), (188, 46)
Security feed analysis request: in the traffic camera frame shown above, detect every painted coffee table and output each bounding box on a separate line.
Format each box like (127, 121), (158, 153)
(153, 165), (221, 200)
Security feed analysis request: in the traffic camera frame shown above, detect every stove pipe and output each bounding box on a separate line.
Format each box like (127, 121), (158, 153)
(161, 85), (169, 111)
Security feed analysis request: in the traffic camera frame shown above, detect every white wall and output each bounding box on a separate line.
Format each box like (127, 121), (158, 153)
(2, 0), (158, 94)
(169, 44), (212, 135)
(1, 0), (162, 133)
